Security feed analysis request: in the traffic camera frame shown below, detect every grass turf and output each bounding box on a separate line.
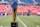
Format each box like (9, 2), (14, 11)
(0, 16), (40, 27)
(0, 16), (24, 27)
(18, 16), (40, 26)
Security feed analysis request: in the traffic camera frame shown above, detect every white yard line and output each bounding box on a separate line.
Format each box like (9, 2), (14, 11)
(17, 17), (27, 27)
(36, 25), (39, 27)
(0, 25), (3, 27)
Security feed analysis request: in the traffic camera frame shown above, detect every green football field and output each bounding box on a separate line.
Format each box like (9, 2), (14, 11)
(0, 16), (40, 27)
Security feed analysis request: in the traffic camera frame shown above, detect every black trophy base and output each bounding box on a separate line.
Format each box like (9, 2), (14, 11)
(11, 22), (18, 27)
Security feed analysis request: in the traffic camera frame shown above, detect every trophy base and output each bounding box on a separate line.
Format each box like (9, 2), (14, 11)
(11, 22), (18, 27)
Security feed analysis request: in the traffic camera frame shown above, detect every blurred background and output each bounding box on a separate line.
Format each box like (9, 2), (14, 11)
(0, 0), (40, 27)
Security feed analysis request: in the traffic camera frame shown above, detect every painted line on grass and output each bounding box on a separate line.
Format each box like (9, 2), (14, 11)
(0, 25), (3, 27)
(36, 25), (39, 27)
(17, 17), (27, 27)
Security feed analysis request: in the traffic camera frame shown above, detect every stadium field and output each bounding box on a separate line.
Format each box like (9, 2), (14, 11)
(0, 16), (40, 27)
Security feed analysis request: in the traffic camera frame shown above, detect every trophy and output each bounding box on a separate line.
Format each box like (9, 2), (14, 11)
(11, 2), (18, 27)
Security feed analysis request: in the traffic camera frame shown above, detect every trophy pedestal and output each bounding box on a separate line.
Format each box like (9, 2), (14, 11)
(11, 22), (18, 27)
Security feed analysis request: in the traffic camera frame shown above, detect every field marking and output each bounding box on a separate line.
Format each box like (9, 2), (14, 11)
(36, 25), (39, 27)
(0, 25), (3, 27)
(17, 17), (27, 27)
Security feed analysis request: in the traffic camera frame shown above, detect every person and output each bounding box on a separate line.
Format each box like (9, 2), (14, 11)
(0, 12), (1, 16)
(3, 12), (5, 16)
(21, 11), (23, 16)
(27, 10), (31, 16)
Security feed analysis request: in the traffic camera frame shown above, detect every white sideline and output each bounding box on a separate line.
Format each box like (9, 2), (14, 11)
(17, 17), (27, 27)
